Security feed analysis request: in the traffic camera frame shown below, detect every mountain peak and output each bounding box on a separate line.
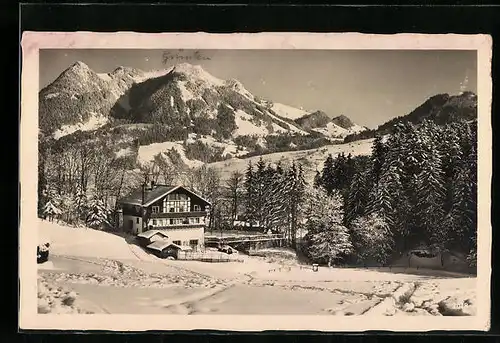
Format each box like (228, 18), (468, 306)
(70, 61), (91, 71)
(331, 115), (355, 129)
(171, 63), (224, 86)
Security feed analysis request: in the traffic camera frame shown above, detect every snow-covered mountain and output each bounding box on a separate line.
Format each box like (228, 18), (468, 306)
(40, 62), (339, 168)
(294, 111), (367, 139)
(39, 61), (311, 142)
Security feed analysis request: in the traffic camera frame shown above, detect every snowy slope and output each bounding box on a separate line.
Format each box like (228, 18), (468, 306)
(208, 138), (375, 182)
(39, 219), (136, 260)
(266, 111), (309, 135)
(53, 112), (109, 140)
(137, 141), (204, 168)
(312, 122), (367, 139)
(271, 103), (309, 120)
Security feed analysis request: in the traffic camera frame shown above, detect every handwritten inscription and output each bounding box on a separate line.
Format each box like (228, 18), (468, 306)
(162, 50), (211, 63)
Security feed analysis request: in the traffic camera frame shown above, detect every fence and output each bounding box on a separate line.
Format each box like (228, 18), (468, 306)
(177, 251), (244, 263)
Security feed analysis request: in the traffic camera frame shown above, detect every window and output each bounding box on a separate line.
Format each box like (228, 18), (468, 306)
(189, 239), (198, 246)
(151, 206), (160, 213)
(194, 205), (201, 211)
(165, 194), (191, 213)
(169, 218), (174, 225)
(173, 240), (181, 245)
(152, 219), (157, 225)
(136, 217), (140, 224)
(168, 193), (188, 201)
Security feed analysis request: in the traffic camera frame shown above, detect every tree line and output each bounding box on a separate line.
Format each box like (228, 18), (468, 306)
(38, 118), (477, 268)
(314, 119), (477, 267)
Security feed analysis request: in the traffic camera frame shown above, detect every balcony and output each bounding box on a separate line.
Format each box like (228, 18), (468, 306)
(150, 211), (208, 219)
(151, 224), (205, 230)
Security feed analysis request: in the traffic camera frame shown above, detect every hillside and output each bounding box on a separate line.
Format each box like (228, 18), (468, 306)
(294, 111), (367, 139)
(39, 61), (477, 190)
(344, 91), (477, 142)
(208, 138), (375, 182)
(41, 62), (349, 167)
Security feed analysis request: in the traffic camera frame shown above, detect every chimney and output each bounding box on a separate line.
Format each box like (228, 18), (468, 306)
(151, 180), (155, 190)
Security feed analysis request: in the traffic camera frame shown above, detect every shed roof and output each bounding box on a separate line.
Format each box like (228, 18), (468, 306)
(137, 230), (169, 240)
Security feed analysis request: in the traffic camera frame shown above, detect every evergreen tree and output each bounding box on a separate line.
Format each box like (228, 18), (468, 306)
(351, 213), (394, 265)
(86, 196), (111, 229)
(303, 188), (353, 265)
(344, 169), (369, 226)
(332, 153), (348, 191)
(320, 154), (335, 195)
(42, 200), (62, 221)
(254, 157), (268, 230)
(344, 153), (356, 191)
(313, 170), (322, 188)
(243, 161), (258, 228)
(415, 145), (446, 243)
(371, 135), (387, 183)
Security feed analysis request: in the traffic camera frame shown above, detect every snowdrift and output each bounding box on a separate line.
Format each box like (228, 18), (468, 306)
(38, 219), (137, 261)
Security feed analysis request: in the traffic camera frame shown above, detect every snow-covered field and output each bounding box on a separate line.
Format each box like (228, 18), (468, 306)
(36, 220), (476, 316)
(209, 138), (375, 181)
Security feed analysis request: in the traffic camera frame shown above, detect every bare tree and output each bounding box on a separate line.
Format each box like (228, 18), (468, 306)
(184, 165), (222, 231)
(138, 161), (161, 185)
(225, 170), (244, 222)
(152, 153), (178, 185)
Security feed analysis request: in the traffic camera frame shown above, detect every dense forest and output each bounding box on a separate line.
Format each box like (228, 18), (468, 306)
(217, 119), (478, 267)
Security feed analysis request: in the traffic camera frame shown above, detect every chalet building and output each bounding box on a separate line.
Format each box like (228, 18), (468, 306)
(117, 182), (211, 251)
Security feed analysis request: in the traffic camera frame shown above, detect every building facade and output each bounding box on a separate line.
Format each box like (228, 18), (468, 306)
(117, 183), (211, 251)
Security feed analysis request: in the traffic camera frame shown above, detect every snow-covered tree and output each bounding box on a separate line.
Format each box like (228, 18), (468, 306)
(42, 200), (62, 221)
(302, 187), (353, 265)
(85, 196), (111, 229)
(415, 146), (446, 241)
(351, 213), (394, 265)
(371, 135), (387, 183)
(243, 161), (258, 228)
(344, 169), (369, 226)
(319, 154), (335, 195)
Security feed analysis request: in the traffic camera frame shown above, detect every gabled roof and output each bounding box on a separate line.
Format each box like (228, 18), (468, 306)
(119, 185), (176, 206)
(118, 184), (212, 207)
(146, 241), (193, 252)
(137, 230), (169, 240)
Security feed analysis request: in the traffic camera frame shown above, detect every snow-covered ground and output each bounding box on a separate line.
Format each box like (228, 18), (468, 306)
(137, 141), (204, 168)
(312, 122), (367, 139)
(39, 219), (136, 261)
(209, 138), (375, 181)
(53, 112), (109, 140)
(36, 220), (476, 316)
(266, 111), (309, 135)
(271, 102), (309, 120)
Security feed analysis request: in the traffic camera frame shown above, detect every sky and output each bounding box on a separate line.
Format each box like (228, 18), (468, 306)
(39, 49), (477, 129)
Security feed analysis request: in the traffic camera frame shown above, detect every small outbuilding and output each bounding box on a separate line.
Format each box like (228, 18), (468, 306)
(146, 241), (192, 259)
(136, 230), (169, 248)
